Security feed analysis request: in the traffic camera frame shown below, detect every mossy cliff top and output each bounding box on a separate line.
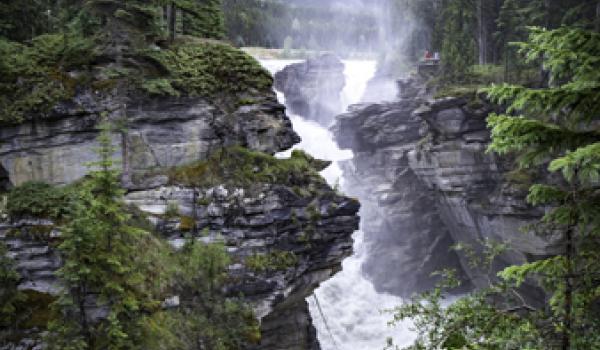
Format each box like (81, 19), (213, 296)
(169, 146), (331, 189)
(0, 35), (273, 126)
(141, 38), (273, 101)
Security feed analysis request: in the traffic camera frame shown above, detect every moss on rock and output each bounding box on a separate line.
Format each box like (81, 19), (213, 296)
(0, 34), (95, 126)
(140, 39), (273, 102)
(168, 146), (326, 188)
(245, 251), (298, 273)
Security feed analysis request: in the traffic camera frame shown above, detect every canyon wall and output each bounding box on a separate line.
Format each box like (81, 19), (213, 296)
(0, 68), (359, 349)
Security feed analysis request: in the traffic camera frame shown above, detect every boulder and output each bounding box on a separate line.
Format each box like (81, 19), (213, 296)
(274, 54), (345, 126)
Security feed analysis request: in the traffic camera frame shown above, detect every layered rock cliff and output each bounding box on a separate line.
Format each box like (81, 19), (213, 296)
(332, 79), (555, 296)
(0, 46), (359, 349)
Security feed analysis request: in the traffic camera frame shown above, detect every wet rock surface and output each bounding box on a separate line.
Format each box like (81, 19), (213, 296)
(331, 79), (554, 296)
(274, 54), (345, 126)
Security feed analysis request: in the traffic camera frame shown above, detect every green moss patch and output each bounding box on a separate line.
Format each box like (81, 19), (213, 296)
(0, 34), (95, 126)
(140, 39), (273, 101)
(1, 33), (274, 126)
(245, 251), (298, 272)
(168, 147), (326, 188)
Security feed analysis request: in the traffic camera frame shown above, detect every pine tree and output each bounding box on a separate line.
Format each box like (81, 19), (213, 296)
(170, 237), (260, 349)
(180, 0), (225, 39)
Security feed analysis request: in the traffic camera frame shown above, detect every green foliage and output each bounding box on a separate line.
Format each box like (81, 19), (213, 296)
(164, 201), (180, 218)
(141, 39), (273, 102)
(0, 242), (25, 330)
(87, 0), (163, 41)
(0, 33), (95, 125)
(389, 242), (548, 350)
(140, 78), (180, 97)
(169, 147), (325, 188)
(0, 0), (50, 42)
(394, 26), (600, 350)
(28, 124), (262, 349)
(0, 1), (268, 126)
(245, 251), (298, 273)
(178, 0), (225, 40)
(46, 122), (173, 349)
(6, 182), (76, 220)
(170, 237), (261, 349)
(439, 0), (476, 82)
(487, 27), (600, 350)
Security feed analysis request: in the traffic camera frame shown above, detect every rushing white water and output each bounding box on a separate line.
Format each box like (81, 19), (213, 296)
(261, 59), (415, 350)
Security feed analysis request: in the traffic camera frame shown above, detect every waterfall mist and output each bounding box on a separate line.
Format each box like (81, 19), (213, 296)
(261, 0), (428, 75)
(259, 1), (427, 348)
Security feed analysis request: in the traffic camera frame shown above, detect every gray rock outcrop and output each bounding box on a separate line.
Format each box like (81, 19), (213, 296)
(332, 79), (556, 296)
(0, 77), (359, 349)
(273, 54), (345, 126)
(0, 93), (298, 189)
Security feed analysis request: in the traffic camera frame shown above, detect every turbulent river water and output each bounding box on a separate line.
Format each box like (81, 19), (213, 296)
(261, 60), (415, 350)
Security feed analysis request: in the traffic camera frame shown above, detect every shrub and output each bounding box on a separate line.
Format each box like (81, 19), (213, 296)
(140, 40), (273, 103)
(6, 182), (75, 220)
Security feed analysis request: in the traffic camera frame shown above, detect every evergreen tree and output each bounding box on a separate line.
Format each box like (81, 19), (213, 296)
(0, 242), (25, 342)
(485, 26), (600, 350)
(47, 122), (170, 350)
(391, 26), (600, 350)
(170, 237), (260, 349)
(440, 0), (477, 82)
(180, 0), (225, 39)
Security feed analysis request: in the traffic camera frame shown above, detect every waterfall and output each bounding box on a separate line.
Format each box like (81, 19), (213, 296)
(261, 59), (415, 349)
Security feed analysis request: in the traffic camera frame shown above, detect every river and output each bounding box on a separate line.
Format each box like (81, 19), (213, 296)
(261, 60), (415, 350)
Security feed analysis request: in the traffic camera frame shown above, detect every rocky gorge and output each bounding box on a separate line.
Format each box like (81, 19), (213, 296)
(333, 79), (557, 297)
(0, 49), (360, 349)
(274, 56), (557, 299)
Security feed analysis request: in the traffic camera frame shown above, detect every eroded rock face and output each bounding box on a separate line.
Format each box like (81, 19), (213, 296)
(0, 92), (299, 189)
(333, 100), (467, 295)
(0, 85), (359, 349)
(127, 184), (358, 350)
(0, 182), (359, 349)
(273, 54), (345, 126)
(332, 79), (555, 296)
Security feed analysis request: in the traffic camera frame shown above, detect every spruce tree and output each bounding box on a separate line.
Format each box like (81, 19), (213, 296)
(47, 122), (170, 350)
(390, 26), (600, 350)
(485, 26), (600, 350)
(179, 0), (225, 39)
(440, 0), (477, 82)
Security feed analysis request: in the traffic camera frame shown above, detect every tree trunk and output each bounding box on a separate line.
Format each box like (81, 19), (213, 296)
(563, 173), (579, 350)
(478, 0), (486, 65)
(169, 2), (176, 42)
(596, 1), (600, 33)
(163, 5), (168, 31)
(563, 224), (574, 350)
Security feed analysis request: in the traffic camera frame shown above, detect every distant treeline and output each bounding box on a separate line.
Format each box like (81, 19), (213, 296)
(390, 0), (600, 79)
(222, 0), (381, 52)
